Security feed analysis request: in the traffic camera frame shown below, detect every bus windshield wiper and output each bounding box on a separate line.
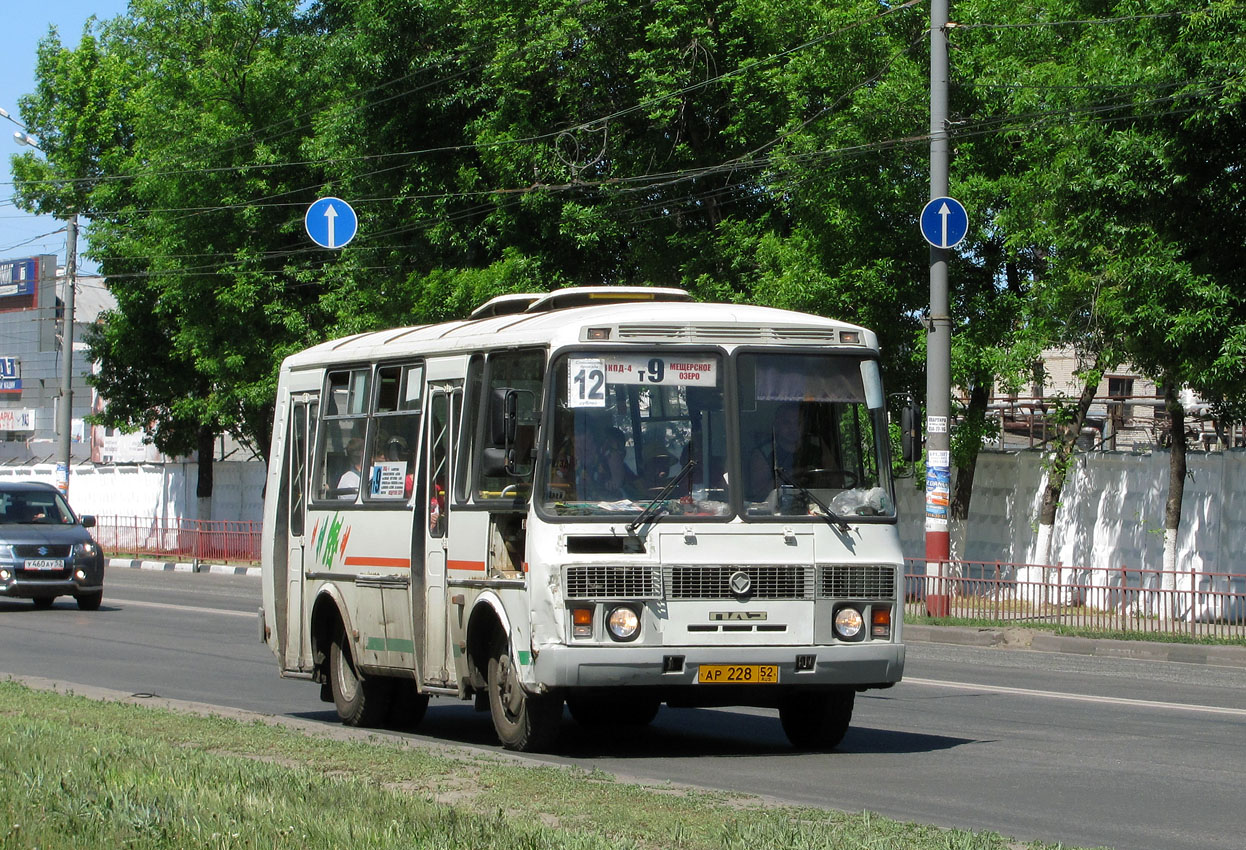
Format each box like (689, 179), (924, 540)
(628, 459), (697, 536)
(775, 467), (849, 531)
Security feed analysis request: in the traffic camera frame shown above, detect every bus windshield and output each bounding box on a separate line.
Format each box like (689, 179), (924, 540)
(538, 349), (893, 520)
(541, 351), (729, 518)
(737, 352), (892, 518)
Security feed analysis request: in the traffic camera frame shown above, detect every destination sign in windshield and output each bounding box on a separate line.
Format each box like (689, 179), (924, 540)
(568, 355), (718, 407)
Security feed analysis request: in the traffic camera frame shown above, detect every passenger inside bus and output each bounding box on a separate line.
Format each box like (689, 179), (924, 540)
(552, 416), (631, 501)
(336, 438), (365, 497)
(747, 401), (842, 500)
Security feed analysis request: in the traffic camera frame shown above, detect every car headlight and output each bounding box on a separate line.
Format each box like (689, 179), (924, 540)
(606, 606), (641, 642)
(0, 544), (14, 560)
(833, 607), (864, 640)
(74, 542), (99, 559)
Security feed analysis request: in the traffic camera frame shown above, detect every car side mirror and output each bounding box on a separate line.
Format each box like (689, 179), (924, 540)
(80, 515), (96, 528)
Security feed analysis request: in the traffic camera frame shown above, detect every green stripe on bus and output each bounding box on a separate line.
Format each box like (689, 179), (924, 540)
(517, 650), (532, 665)
(365, 637), (415, 653)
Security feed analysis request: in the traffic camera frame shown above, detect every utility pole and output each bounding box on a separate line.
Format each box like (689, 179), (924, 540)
(4, 106), (78, 495)
(57, 212), (78, 495)
(925, 0), (953, 616)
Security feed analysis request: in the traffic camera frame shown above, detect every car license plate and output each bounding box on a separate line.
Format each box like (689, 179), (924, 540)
(23, 559), (62, 571)
(698, 664), (779, 684)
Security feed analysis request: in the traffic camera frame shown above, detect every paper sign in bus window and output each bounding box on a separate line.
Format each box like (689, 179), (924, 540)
(370, 461), (409, 498)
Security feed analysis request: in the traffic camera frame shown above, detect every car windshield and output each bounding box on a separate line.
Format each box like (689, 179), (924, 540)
(737, 352), (893, 519)
(540, 351), (729, 518)
(0, 491), (75, 524)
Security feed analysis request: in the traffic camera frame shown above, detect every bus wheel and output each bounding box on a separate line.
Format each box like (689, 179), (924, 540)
(487, 641), (561, 752)
(778, 690), (855, 750)
(567, 693), (660, 727)
(330, 628), (392, 727)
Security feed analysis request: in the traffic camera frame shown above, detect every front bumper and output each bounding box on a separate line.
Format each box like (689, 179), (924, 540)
(530, 641), (904, 696)
(0, 561), (105, 599)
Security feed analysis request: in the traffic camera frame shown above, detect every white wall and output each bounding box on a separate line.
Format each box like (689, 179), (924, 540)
(0, 461), (267, 523)
(896, 449), (1246, 579)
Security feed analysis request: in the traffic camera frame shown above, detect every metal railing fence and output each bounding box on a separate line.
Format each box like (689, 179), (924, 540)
(907, 558), (1246, 640)
(91, 516), (261, 564)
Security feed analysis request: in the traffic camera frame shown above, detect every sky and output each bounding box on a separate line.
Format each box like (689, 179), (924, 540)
(1, 1), (130, 275)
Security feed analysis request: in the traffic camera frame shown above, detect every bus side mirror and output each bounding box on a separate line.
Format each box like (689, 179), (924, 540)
(900, 398), (922, 463)
(489, 388), (519, 445)
(481, 447), (513, 478)
(486, 388), (536, 478)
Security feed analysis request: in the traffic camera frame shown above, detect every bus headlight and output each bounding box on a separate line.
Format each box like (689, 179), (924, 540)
(606, 606), (640, 642)
(833, 607), (864, 640)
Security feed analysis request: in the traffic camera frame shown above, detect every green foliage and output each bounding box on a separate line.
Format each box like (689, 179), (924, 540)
(10, 0), (1246, 479)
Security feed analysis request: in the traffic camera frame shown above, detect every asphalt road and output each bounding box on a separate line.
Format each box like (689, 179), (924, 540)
(3, 567), (1244, 850)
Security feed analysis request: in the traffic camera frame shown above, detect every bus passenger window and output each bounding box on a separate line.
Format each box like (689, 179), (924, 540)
(315, 368), (370, 501)
(365, 363), (423, 502)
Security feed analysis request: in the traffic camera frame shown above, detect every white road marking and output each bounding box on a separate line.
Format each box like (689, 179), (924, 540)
(108, 597), (255, 619)
(903, 676), (1246, 717)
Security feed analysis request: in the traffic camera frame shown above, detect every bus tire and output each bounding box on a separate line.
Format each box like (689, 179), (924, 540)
(778, 690), (854, 750)
(330, 628), (391, 727)
(487, 640), (562, 752)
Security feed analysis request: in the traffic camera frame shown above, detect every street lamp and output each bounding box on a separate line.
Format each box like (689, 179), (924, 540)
(2, 106), (78, 494)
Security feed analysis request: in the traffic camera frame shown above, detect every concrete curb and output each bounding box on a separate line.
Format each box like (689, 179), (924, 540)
(107, 557), (261, 578)
(905, 624), (1246, 669)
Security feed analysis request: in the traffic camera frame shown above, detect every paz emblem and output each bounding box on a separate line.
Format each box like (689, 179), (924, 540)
(729, 570), (752, 598)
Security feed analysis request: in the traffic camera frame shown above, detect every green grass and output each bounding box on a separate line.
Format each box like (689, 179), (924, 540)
(0, 680), (1100, 850)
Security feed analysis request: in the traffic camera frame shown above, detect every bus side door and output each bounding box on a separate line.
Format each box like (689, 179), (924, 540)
(285, 395), (317, 670)
(422, 382), (461, 685)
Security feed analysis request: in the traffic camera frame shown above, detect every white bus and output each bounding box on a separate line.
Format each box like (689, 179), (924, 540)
(260, 287), (906, 752)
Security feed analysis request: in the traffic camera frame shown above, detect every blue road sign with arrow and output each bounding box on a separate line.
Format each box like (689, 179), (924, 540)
(919, 196), (969, 249)
(305, 197), (358, 249)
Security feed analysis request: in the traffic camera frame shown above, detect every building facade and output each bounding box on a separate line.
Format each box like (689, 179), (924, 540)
(0, 254), (110, 464)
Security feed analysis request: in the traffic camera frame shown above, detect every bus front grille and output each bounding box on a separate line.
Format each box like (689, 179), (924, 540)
(664, 565), (814, 600)
(563, 565), (663, 600)
(818, 564), (896, 600)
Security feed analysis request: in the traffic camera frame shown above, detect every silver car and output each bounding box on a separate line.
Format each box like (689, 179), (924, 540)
(0, 481), (105, 610)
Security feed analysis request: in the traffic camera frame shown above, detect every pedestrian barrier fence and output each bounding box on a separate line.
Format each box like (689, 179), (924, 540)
(907, 558), (1246, 640)
(92, 516), (261, 564)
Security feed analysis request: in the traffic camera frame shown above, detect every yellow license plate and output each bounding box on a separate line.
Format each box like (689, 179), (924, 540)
(698, 664), (779, 684)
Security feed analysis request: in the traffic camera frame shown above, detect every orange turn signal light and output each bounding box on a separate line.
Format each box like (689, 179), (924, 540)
(572, 607), (594, 639)
(871, 607), (891, 638)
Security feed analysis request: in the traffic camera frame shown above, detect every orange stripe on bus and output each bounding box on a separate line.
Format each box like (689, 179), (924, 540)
(343, 556), (412, 569)
(448, 560), (486, 572)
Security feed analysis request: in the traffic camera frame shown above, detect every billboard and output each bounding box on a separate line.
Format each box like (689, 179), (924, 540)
(0, 357), (19, 393)
(0, 258), (38, 298)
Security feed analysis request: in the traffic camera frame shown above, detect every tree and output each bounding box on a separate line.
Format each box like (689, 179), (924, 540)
(16, 1), (332, 495)
(955, 0), (1246, 591)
